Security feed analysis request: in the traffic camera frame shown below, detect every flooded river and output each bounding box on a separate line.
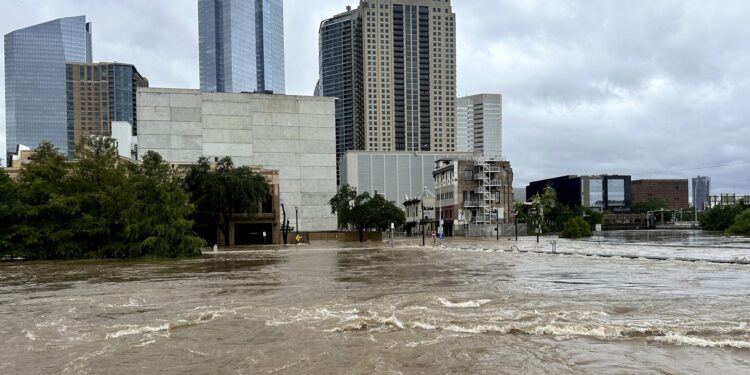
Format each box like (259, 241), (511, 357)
(1, 231), (749, 374)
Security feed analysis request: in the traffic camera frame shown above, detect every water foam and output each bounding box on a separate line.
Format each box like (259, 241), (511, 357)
(105, 324), (170, 339)
(328, 313), (406, 332)
(23, 329), (36, 341)
(652, 333), (750, 349)
(265, 307), (344, 327)
(438, 298), (491, 308)
(134, 339), (156, 347)
(443, 324), (513, 334)
(409, 321), (438, 330)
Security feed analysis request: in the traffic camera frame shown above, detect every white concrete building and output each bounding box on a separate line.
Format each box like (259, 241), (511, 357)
(136, 88), (337, 232)
(457, 94), (503, 160)
(111, 121), (136, 160)
(340, 151), (474, 204)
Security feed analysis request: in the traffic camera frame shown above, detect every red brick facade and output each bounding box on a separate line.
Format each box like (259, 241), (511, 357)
(631, 179), (689, 209)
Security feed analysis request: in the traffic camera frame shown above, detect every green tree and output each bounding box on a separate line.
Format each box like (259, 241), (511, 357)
(9, 139), (204, 259)
(184, 157), (269, 246)
(580, 207), (603, 228)
(123, 151), (205, 257)
(368, 193), (406, 232)
(329, 184), (358, 229)
(560, 216), (593, 239)
(528, 185), (560, 234)
(0, 169), (17, 256)
(67, 136), (132, 258)
(12, 142), (78, 259)
(701, 205), (744, 231)
(349, 192), (375, 242)
(329, 186), (406, 242)
(726, 209), (750, 236)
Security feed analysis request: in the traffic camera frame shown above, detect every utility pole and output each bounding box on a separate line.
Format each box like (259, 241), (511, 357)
(495, 179), (501, 240)
(496, 207), (499, 241)
(295, 206), (299, 239)
(421, 199), (426, 246)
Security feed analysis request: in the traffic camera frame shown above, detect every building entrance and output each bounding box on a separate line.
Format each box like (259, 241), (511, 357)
(234, 223), (274, 245)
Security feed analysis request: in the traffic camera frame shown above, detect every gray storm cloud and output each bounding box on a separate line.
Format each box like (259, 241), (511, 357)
(1, 0), (748, 194)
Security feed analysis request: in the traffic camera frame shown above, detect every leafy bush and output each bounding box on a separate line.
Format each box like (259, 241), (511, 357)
(560, 217), (593, 239)
(726, 209), (750, 236)
(701, 205), (745, 231)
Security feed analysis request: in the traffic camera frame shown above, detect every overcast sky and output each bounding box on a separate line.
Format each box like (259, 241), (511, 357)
(2, 0), (749, 194)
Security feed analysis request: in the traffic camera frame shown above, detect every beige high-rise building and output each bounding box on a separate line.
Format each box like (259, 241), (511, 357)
(319, 0), (457, 155)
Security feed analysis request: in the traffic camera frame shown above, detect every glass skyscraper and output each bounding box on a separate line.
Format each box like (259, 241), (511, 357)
(318, 7), (363, 183)
(692, 176), (711, 211)
(199, 0), (285, 94)
(4, 16), (92, 156)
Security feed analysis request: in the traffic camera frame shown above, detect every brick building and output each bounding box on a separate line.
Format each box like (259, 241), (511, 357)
(631, 179), (689, 209)
(433, 158), (513, 236)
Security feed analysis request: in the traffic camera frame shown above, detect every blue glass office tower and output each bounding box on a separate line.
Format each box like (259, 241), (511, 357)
(199, 0), (285, 94)
(318, 8), (363, 183)
(4, 16), (92, 157)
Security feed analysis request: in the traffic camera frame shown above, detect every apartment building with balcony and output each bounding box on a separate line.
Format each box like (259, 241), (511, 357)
(432, 158), (513, 236)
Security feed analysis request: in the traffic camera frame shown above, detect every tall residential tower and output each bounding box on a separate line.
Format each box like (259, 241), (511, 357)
(199, 0), (285, 94)
(319, 0), (457, 156)
(5, 16), (92, 156)
(65, 62), (148, 155)
(457, 94), (503, 160)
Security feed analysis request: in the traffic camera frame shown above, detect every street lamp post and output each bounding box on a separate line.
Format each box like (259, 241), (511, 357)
(295, 206), (299, 238)
(421, 200), (426, 246)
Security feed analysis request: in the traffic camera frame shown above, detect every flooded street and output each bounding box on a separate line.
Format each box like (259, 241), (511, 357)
(1, 231), (750, 374)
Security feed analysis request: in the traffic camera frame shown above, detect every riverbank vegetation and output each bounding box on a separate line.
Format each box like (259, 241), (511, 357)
(700, 204), (750, 236)
(0, 138), (204, 260)
(516, 186), (601, 237)
(726, 209), (750, 236)
(560, 216), (593, 239)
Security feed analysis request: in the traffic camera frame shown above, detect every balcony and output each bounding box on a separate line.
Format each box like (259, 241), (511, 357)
(463, 200), (481, 208)
(475, 187), (500, 195)
(474, 164), (502, 173)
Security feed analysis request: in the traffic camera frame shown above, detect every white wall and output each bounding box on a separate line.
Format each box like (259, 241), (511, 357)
(111, 121), (133, 159)
(341, 151), (475, 204)
(137, 88), (338, 232)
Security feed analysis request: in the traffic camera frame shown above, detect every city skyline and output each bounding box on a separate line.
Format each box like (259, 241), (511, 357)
(1, 0), (749, 195)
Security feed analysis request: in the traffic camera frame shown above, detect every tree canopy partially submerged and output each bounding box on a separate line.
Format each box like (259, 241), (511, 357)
(0, 138), (204, 260)
(184, 157), (269, 246)
(329, 185), (405, 242)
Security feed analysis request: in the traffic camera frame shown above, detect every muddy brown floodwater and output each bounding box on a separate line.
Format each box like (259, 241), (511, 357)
(1, 231), (749, 374)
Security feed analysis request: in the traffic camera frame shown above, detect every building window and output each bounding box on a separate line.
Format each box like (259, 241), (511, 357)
(463, 170), (473, 181)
